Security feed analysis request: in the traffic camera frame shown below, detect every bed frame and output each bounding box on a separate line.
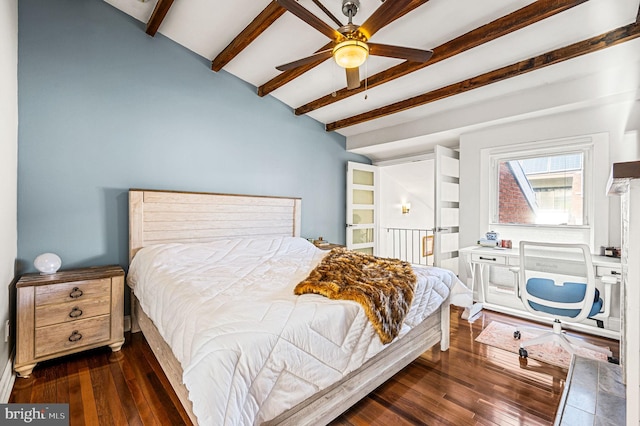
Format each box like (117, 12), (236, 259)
(128, 189), (450, 426)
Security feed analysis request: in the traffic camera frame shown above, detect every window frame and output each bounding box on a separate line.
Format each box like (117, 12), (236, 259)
(488, 139), (594, 229)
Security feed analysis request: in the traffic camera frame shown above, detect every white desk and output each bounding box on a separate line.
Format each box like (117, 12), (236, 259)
(460, 245), (622, 339)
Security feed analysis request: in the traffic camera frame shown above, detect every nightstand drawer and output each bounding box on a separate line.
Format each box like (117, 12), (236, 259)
(35, 278), (110, 306)
(35, 295), (111, 327)
(35, 315), (111, 358)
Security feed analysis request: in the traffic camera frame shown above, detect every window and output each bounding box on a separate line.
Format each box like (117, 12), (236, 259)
(491, 144), (591, 227)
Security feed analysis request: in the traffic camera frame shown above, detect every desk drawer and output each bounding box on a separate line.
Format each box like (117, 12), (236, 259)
(471, 253), (507, 265)
(596, 266), (622, 278)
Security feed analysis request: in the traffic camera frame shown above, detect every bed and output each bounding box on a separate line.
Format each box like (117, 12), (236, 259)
(127, 189), (470, 425)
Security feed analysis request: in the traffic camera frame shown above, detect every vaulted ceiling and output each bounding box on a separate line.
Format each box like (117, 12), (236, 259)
(106, 0), (640, 160)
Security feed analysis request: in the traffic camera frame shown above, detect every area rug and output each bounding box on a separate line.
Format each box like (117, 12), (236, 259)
(475, 321), (609, 369)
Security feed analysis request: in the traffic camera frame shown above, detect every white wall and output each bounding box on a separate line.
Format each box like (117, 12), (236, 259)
(0, 0), (18, 394)
(380, 160), (435, 229)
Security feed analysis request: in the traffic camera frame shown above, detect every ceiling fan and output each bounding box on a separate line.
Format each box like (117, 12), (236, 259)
(275, 0), (433, 90)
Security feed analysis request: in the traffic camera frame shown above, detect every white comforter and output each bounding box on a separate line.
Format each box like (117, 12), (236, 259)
(128, 236), (470, 425)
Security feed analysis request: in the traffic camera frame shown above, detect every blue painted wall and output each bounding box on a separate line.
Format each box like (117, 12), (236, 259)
(17, 0), (369, 274)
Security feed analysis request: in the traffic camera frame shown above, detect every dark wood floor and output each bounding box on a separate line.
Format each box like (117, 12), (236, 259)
(10, 307), (619, 425)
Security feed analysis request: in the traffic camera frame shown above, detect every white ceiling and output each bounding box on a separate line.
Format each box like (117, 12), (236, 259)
(105, 0), (640, 161)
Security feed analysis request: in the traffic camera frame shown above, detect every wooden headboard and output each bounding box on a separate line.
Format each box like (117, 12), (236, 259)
(129, 189), (302, 262)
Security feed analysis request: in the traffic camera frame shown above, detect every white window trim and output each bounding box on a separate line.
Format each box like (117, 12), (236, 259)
(488, 139), (593, 227)
(479, 133), (609, 250)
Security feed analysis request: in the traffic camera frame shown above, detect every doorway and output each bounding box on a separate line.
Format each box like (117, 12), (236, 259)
(346, 147), (460, 273)
(379, 159), (435, 266)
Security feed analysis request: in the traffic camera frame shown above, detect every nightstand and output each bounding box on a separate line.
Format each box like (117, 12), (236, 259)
(313, 241), (345, 250)
(15, 265), (125, 378)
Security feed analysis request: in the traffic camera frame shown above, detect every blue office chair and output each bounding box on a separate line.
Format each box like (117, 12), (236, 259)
(514, 241), (612, 361)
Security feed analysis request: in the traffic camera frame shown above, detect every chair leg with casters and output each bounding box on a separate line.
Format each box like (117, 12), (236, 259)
(515, 319), (613, 362)
(513, 325), (544, 363)
(563, 334), (612, 357)
(513, 330), (530, 363)
(517, 342), (529, 360)
(518, 346), (529, 366)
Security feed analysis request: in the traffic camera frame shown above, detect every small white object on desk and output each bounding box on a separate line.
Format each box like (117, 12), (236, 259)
(478, 238), (498, 247)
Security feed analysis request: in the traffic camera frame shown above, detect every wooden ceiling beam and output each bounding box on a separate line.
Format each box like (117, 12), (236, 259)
(146, 0), (175, 37)
(257, 0), (431, 97)
(297, 0), (587, 115)
(326, 21), (640, 132)
(212, 2), (286, 72)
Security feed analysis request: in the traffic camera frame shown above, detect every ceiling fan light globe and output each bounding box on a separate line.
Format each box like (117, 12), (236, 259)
(333, 40), (369, 68)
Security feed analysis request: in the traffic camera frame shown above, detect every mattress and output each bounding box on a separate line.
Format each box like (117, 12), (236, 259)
(127, 236), (470, 425)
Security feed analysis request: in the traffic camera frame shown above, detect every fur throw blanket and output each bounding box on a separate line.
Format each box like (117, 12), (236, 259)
(294, 248), (416, 344)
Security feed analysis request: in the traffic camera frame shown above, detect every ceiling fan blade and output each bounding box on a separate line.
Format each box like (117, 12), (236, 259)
(276, 0), (342, 40)
(275, 50), (333, 71)
(359, 0), (426, 40)
(345, 67), (360, 90)
(368, 43), (433, 62)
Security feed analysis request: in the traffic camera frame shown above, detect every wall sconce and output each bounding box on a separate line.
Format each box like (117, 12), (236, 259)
(402, 203), (411, 214)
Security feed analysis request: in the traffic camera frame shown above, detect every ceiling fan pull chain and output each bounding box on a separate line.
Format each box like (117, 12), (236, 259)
(364, 60), (368, 100)
(332, 57), (338, 97)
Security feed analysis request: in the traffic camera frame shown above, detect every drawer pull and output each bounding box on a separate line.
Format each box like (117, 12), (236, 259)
(479, 256), (497, 261)
(68, 330), (83, 343)
(611, 270), (620, 275)
(69, 307), (83, 318)
(69, 287), (83, 299)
